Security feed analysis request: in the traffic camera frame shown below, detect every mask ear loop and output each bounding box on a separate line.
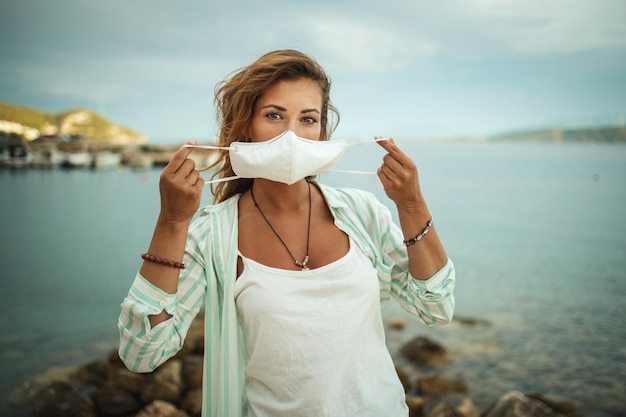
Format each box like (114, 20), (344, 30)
(327, 137), (388, 175)
(182, 144), (241, 183)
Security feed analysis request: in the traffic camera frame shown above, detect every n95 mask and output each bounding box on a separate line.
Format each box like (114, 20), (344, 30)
(185, 130), (387, 185)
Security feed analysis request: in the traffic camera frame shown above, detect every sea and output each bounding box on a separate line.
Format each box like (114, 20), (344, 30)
(1, 141), (625, 417)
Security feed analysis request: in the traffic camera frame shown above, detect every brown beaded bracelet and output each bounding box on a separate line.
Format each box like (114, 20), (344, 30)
(403, 215), (433, 247)
(141, 253), (187, 269)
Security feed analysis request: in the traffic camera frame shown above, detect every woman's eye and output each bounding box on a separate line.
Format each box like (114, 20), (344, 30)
(302, 116), (318, 124)
(265, 112), (282, 120)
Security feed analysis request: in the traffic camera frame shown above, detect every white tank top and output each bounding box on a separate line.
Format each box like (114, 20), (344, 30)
(234, 238), (408, 417)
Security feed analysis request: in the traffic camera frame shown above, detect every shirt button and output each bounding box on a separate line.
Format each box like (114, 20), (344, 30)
(159, 300), (166, 307)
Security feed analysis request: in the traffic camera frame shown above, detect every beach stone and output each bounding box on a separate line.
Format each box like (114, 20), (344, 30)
(107, 348), (127, 368)
(457, 397), (478, 417)
(395, 365), (414, 392)
(454, 316), (481, 326)
(387, 317), (408, 329)
(406, 395), (424, 417)
(418, 375), (468, 395)
(155, 359), (183, 388)
(482, 391), (565, 417)
(74, 359), (112, 387)
(31, 381), (95, 417)
(181, 388), (203, 416)
(401, 335), (452, 366)
(424, 401), (466, 417)
(91, 386), (141, 416)
(527, 394), (584, 417)
(136, 399), (190, 417)
(109, 366), (146, 394)
(141, 379), (182, 405)
(182, 354), (204, 389)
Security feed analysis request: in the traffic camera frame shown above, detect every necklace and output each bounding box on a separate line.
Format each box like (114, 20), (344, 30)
(250, 182), (312, 271)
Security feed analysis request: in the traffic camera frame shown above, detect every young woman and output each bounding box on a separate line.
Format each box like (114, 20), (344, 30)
(118, 49), (455, 417)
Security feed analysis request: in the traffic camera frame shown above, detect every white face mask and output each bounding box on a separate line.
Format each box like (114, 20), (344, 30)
(185, 130), (387, 185)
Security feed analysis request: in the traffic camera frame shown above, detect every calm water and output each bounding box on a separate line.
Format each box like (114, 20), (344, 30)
(1, 142), (625, 416)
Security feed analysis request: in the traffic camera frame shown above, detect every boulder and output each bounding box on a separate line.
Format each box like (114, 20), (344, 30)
(30, 381), (95, 417)
(424, 401), (466, 417)
(155, 359), (183, 388)
(418, 375), (468, 395)
(74, 359), (111, 387)
(108, 367), (147, 394)
(141, 379), (182, 405)
(136, 400), (190, 417)
(482, 391), (567, 417)
(182, 355), (204, 390)
(181, 388), (203, 417)
(91, 386), (141, 416)
(527, 394), (584, 417)
(406, 395), (424, 417)
(401, 336), (452, 366)
(457, 397), (478, 417)
(395, 365), (414, 392)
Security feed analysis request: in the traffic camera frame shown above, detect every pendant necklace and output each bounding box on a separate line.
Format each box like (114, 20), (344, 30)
(250, 181), (311, 271)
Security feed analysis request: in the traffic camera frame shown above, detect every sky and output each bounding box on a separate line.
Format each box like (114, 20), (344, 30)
(1, 0), (625, 144)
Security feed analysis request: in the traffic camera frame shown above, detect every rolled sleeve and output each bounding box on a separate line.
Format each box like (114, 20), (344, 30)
(409, 258), (455, 298)
(129, 273), (178, 315)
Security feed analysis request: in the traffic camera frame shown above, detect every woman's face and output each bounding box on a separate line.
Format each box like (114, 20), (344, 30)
(247, 78), (323, 142)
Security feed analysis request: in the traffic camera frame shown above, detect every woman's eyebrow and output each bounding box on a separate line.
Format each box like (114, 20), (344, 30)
(260, 104), (320, 114)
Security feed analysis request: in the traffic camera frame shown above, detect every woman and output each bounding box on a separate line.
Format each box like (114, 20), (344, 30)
(118, 49), (455, 417)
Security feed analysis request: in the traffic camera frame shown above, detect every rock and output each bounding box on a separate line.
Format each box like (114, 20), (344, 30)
(401, 336), (452, 366)
(31, 381), (96, 417)
(527, 394), (584, 417)
(141, 379), (182, 405)
(482, 391), (566, 417)
(155, 359), (183, 388)
(182, 355), (204, 390)
(107, 349), (127, 368)
(396, 365), (414, 392)
(424, 401), (466, 417)
(387, 317), (408, 329)
(109, 367), (146, 394)
(454, 316), (480, 326)
(418, 375), (468, 395)
(74, 359), (111, 387)
(91, 386), (141, 416)
(136, 400), (190, 417)
(181, 388), (203, 416)
(457, 397), (478, 417)
(406, 395), (424, 417)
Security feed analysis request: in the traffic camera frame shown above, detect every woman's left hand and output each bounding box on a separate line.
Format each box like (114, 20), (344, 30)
(376, 138), (423, 210)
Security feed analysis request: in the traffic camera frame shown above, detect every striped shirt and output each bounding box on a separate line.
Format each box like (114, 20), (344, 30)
(118, 182), (456, 417)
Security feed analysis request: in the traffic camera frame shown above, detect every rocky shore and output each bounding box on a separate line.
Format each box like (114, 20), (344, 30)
(8, 315), (584, 417)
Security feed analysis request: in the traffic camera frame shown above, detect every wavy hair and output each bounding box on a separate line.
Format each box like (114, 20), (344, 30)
(206, 49), (340, 203)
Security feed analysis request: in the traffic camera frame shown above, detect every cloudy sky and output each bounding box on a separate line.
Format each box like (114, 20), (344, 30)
(1, 0), (625, 143)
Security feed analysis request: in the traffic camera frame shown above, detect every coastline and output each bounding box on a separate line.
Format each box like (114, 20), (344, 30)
(3, 315), (587, 417)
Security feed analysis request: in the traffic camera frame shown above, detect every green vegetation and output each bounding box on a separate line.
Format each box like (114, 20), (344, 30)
(490, 126), (626, 143)
(0, 102), (55, 128)
(0, 101), (145, 143)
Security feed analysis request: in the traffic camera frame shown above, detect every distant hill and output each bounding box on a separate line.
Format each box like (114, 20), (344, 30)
(489, 126), (626, 143)
(0, 102), (147, 144)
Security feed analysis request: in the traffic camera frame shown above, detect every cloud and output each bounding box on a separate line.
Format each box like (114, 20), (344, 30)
(297, 16), (438, 73)
(458, 0), (626, 55)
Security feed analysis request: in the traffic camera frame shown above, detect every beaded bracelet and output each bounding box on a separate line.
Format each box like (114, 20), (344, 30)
(141, 253), (187, 269)
(403, 215), (433, 247)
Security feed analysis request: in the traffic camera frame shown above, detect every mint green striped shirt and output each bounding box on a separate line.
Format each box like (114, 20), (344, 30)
(118, 182), (455, 417)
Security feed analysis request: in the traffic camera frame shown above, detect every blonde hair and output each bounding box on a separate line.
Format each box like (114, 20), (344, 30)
(207, 49), (340, 203)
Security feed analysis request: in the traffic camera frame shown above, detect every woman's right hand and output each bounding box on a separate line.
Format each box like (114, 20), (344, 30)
(158, 143), (204, 224)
